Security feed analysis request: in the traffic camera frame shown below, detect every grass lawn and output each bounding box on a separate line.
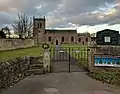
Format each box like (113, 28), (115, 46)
(61, 44), (88, 48)
(61, 44), (88, 67)
(49, 44), (88, 67)
(0, 46), (43, 62)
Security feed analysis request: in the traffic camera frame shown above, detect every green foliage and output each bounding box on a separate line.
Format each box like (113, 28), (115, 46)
(89, 71), (120, 86)
(108, 61), (111, 64)
(99, 60), (103, 64)
(0, 46), (43, 62)
(112, 60), (115, 64)
(117, 60), (120, 65)
(96, 61), (99, 64)
(61, 44), (88, 67)
(104, 61), (106, 64)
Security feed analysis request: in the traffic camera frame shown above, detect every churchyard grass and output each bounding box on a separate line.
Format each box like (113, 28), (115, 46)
(0, 46), (43, 62)
(61, 44), (88, 67)
(61, 44), (88, 48)
(49, 44), (56, 59)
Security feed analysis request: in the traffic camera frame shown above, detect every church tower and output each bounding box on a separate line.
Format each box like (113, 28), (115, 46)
(33, 16), (46, 45)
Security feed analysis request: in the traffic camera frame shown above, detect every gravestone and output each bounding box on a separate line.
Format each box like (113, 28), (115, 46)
(96, 29), (119, 45)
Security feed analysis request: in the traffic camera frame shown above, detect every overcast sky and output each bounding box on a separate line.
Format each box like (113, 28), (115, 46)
(0, 0), (120, 33)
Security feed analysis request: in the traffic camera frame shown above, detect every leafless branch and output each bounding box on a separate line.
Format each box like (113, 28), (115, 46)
(12, 12), (33, 38)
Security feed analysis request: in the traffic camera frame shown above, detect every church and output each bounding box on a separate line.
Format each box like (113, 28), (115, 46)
(33, 17), (91, 45)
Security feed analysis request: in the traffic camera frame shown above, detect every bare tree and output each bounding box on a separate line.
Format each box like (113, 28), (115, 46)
(91, 33), (96, 43)
(91, 33), (96, 37)
(12, 13), (33, 38)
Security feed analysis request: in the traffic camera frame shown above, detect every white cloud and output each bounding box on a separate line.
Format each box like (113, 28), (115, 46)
(0, 0), (120, 34)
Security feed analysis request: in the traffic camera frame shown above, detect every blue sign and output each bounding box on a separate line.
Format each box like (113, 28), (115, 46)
(94, 56), (120, 67)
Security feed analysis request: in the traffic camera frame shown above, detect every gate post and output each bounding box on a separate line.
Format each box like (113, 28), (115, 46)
(43, 49), (51, 73)
(88, 45), (97, 72)
(69, 48), (71, 72)
(42, 43), (51, 73)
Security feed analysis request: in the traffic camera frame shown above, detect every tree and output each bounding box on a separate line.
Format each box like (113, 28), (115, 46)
(0, 28), (6, 38)
(91, 33), (96, 42)
(91, 33), (96, 37)
(12, 13), (33, 38)
(2, 26), (11, 38)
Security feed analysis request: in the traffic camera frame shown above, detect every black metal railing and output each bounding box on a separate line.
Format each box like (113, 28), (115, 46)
(50, 46), (89, 69)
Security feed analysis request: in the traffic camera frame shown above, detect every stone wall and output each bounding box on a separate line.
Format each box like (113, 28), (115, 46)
(0, 56), (43, 89)
(0, 39), (34, 51)
(88, 45), (120, 72)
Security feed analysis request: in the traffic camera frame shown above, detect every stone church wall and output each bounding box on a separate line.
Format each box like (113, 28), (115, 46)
(0, 39), (34, 51)
(45, 32), (78, 44)
(45, 33), (91, 45)
(77, 36), (91, 45)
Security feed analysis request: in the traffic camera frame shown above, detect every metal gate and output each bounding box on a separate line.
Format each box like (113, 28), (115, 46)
(50, 46), (89, 73)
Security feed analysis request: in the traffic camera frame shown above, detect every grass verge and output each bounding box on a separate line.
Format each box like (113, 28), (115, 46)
(61, 44), (88, 67)
(89, 71), (120, 86)
(0, 46), (43, 62)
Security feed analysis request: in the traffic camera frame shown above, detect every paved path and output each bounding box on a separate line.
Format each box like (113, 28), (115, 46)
(1, 72), (120, 94)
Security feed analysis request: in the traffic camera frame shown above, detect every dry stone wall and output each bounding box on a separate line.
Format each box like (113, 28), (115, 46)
(0, 56), (43, 89)
(88, 45), (120, 72)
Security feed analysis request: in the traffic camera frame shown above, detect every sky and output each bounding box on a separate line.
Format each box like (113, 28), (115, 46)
(0, 0), (120, 33)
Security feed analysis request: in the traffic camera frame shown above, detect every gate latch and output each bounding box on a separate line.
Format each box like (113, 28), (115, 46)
(87, 49), (90, 51)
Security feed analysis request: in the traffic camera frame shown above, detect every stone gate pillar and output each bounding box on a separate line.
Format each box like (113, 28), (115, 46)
(88, 43), (97, 72)
(42, 43), (51, 73)
(43, 49), (51, 73)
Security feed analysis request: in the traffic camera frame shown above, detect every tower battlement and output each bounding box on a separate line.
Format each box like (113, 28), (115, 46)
(33, 16), (45, 21)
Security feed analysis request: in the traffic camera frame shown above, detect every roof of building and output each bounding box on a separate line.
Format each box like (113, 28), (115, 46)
(45, 29), (77, 33)
(97, 29), (119, 34)
(77, 32), (90, 36)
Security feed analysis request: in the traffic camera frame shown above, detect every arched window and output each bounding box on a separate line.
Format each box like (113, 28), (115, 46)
(40, 23), (42, 28)
(71, 36), (74, 42)
(86, 38), (88, 42)
(37, 23), (42, 28)
(37, 23), (39, 28)
(62, 37), (64, 42)
(48, 36), (51, 41)
(79, 38), (81, 42)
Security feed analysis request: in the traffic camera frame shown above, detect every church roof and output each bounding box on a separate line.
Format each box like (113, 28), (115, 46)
(78, 32), (90, 37)
(45, 29), (77, 33)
